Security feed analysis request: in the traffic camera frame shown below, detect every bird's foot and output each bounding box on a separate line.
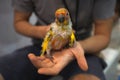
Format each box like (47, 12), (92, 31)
(46, 54), (55, 63)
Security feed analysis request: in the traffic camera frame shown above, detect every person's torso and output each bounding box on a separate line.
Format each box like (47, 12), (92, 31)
(31, 0), (94, 45)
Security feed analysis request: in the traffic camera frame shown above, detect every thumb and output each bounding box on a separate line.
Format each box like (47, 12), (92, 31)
(70, 43), (88, 71)
(74, 51), (88, 71)
(38, 66), (60, 75)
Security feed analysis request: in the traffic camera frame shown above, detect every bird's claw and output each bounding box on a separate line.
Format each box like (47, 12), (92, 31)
(46, 55), (55, 63)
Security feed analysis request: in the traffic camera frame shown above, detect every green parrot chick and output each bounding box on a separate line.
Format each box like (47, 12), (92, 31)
(40, 8), (76, 58)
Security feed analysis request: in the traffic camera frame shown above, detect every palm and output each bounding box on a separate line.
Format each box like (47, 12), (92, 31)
(38, 49), (74, 75)
(28, 42), (88, 75)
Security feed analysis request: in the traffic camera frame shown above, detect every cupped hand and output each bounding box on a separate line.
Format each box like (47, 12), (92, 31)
(28, 42), (88, 75)
(38, 49), (75, 75)
(28, 53), (54, 68)
(28, 49), (74, 75)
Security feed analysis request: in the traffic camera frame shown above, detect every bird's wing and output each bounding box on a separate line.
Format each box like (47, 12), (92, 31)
(40, 25), (54, 56)
(69, 30), (76, 47)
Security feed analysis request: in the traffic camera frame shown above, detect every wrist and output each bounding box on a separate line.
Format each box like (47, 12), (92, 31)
(78, 41), (86, 53)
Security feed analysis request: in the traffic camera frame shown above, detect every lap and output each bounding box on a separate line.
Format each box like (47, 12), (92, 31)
(0, 45), (107, 80)
(0, 45), (46, 80)
(59, 54), (106, 80)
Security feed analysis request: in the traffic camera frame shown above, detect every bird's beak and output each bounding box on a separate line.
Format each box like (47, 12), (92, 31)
(57, 14), (65, 23)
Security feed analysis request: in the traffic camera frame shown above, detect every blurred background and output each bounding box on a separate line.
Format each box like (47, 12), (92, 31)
(0, 0), (120, 80)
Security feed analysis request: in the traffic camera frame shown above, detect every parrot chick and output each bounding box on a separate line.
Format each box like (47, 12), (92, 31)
(40, 8), (76, 60)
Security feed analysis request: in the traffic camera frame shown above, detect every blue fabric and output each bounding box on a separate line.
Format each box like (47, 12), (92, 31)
(0, 45), (106, 80)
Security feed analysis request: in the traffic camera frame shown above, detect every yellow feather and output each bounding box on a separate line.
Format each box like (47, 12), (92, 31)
(70, 31), (76, 46)
(40, 40), (48, 56)
(40, 29), (53, 56)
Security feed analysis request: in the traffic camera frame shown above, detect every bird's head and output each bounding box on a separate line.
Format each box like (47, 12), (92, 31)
(55, 8), (70, 26)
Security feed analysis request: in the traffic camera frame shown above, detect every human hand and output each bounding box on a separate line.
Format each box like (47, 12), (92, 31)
(28, 53), (54, 69)
(37, 25), (50, 38)
(28, 49), (74, 75)
(28, 43), (88, 75)
(69, 42), (88, 71)
(38, 49), (77, 75)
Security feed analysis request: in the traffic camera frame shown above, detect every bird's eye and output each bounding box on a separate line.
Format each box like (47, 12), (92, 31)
(66, 13), (69, 16)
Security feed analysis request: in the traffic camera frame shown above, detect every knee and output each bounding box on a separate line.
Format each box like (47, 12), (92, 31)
(0, 74), (4, 80)
(69, 74), (100, 80)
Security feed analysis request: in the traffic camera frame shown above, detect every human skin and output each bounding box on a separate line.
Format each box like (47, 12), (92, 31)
(14, 10), (114, 79)
(14, 10), (113, 55)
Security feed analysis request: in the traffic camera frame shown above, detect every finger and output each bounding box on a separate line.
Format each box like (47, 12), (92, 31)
(28, 53), (44, 61)
(28, 53), (39, 62)
(28, 53), (55, 68)
(38, 57), (66, 75)
(41, 58), (55, 67)
(38, 65), (60, 75)
(28, 53), (42, 68)
(71, 49), (88, 71)
(38, 56), (46, 61)
(38, 68), (55, 75)
(76, 52), (88, 71)
(70, 44), (88, 71)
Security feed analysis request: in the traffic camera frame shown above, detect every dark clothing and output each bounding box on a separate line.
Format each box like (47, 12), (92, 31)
(0, 0), (116, 80)
(12, 0), (116, 44)
(0, 45), (106, 80)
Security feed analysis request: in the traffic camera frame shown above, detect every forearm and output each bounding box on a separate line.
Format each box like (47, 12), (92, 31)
(14, 20), (46, 39)
(79, 35), (110, 54)
(14, 10), (50, 39)
(78, 17), (113, 54)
